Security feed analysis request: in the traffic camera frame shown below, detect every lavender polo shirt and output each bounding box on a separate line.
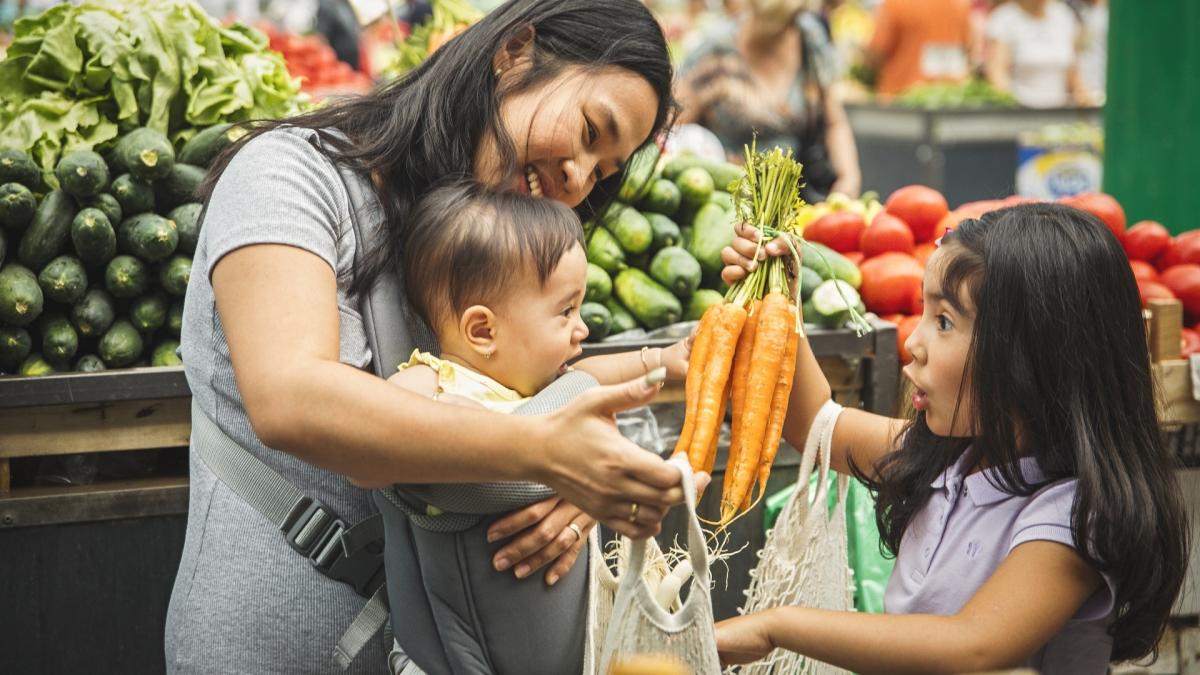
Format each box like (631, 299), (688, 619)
(884, 453), (1116, 673)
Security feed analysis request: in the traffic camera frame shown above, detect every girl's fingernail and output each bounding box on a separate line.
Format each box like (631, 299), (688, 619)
(494, 557), (511, 572)
(515, 564), (530, 579)
(546, 573), (559, 586)
(644, 367), (667, 387)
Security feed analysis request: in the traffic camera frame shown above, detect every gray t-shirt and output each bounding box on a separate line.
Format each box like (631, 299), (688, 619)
(165, 127), (390, 674)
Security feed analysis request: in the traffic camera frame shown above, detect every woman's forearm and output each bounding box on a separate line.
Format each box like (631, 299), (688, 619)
(825, 86), (862, 197)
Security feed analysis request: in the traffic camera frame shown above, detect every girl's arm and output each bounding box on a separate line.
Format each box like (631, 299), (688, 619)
(716, 540), (1104, 674)
(722, 225), (906, 476)
(572, 340), (690, 386)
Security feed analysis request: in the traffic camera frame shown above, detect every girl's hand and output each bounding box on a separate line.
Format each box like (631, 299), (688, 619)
(715, 611), (778, 666)
(535, 370), (710, 539)
(658, 337), (693, 382)
(487, 497), (594, 586)
(721, 222), (790, 287)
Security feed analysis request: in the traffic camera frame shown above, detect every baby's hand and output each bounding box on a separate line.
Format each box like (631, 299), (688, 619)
(659, 337), (693, 382)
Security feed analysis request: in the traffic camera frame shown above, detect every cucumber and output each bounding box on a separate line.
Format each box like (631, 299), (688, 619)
(19, 352), (57, 377)
(75, 354), (107, 372)
(586, 226), (626, 275)
(168, 203), (202, 254)
(111, 174), (156, 216)
(604, 298), (639, 334)
(41, 313), (79, 364)
(708, 190), (734, 212)
(626, 250), (650, 270)
(603, 205), (653, 255)
(639, 179), (681, 217)
(98, 319), (144, 367)
(585, 263), (612, 303)
(0, 326), (32, 372)
(580, 302), (613, 342)
(17, 191), (77, 270)
(129, 293), (168, 333)
(798, 266), (824, 301)
(645, 213), (681, 251)
(167, 300), (184, 337)
(810, 279), (864, 329)
(37, 255), (88, 304)
(71, 288), (116, 337)
(616, 142), (661, 204)
(802, 298), (821, 326)
(675, 167), (715, 212)
(105, 255), (147, 299)
(179, 123), (246, 167)
(119, 213), (178, 262)
(687, 202), (736, 277)
(152, 339), (183, 367)
(115, 127), (175, 181)
(649, 246), (702, 298)
(661, 154), (745, 192)
(159, 255), (192, 296)
(801, 241), (862, 289)
(154, 163), (206, 211)
(0, 149), (40, 189)
(71, 208), (117, 267)
(0, 183), (37, 232)
(613, 268), (682, 330)
(81, 193), (122, 227)
(0, 228), (5, 269)
(0, 263), (44, 326)
(684, 289), (724, 321)
(54, 150), (110, 198)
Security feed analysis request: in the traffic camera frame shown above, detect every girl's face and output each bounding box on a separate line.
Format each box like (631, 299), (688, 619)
(475, 65), (658, 209)
(489, 242), (591, 396)
(903, 246), (977, 437)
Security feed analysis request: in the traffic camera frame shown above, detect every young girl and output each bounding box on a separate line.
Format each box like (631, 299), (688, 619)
(715, 203), (1189, 672)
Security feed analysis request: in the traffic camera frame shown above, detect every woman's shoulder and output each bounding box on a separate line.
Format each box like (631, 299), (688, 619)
(231, 127), (343, 178)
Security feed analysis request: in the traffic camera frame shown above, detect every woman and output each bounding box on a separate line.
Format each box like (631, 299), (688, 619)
(164, 1), (693, 673)
(674, 0), (862, 201)
(985, 0), (1090, 108)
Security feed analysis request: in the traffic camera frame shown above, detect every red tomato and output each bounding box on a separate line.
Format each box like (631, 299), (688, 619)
(803, 211), (866, 253)
(1122, 221), (1172, 261)
(860, 252), (924, 315)
(1059, 192), (1127, 240)
(885, 185), (949, 243)
(913, 242), (937, 266)
(861, 212), (915, 259)
(1160, 264), (1200, 320)
(897, 315), (921, 365)
(1138, 280), (1176, 307)
(1182, 328), (1200, 357)
(1156, 231), (1200, 270)
(1129, 260), (1160, 284)
(843, 251), (865, 267)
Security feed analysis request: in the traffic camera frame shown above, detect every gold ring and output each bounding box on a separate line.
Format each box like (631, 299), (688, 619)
(628, 502), (640, 523)
(567, 523), (583, 542)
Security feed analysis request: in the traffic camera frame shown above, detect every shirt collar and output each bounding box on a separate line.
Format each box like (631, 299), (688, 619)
(932, 452), (1047, 506)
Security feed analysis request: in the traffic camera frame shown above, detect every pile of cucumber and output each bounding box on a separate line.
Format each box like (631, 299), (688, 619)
(0, 124), (242, 376)
(583, 146), (743, 341)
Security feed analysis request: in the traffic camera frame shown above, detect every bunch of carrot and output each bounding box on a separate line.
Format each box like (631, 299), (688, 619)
(674, 144), (868, 526)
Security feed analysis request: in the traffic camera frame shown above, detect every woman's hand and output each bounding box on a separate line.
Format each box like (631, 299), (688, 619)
(534, 370), (710, 539)
(715, 611), (778, 666)
(486, 497), (594, 586)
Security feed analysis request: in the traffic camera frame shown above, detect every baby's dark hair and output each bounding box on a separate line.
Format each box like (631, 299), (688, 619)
(402, 180), (585, 328)
(859, 203), (1189, 662)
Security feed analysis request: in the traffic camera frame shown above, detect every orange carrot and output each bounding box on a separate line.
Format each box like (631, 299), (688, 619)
(702, 380), (731, 476)
(674, 305), (718, 465)
(724, 300), (760, 481)
(687, 303), (746, 471)
(757, 305), (800, 489)
(720, 291), (790, 522)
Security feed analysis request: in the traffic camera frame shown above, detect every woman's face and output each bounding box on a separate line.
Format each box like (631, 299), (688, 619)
(475, 65), (658, 209)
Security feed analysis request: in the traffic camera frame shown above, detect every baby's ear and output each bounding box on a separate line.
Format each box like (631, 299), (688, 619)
(460, 305), (497, 356)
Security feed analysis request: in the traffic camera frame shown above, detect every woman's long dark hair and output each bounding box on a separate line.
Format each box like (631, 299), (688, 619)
(862, 203), (1189, 662)
(199, 0), (675, 296)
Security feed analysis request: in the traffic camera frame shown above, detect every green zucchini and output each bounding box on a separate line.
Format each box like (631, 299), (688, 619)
(54, 150), (110, 198)
(115, 127), (175, 181)
(81, 193), (122, 227)
(119, 213), (178, 262)
(110, 174), (156, 216)
(152, 339), (183, 367)
(645, 213), (682, 252)
(37, 255), (88, 304)
(684, 289), (724, 322)
(580, 302), (613, 342)
(71, 288), (116, 337)
(616, 142), (661, 204)
(159, 255), (192, 296)
(0, 326), (32, 372)
(154, 163), (206, 211)
(98, 319), (144, 367)
(75, 354), (107, 372)
(71, 208), (117, 267)
(604, 298), (639, 334)
(0, 263), (44, 326)
(19, 352), (57, 377)
(0, 183), (37, 233)
(586, 226), (626, 276)
(648, 246), (702, 299)
(168, 203), (202, 255)
(41, 313), (79, 364)
(585, 263), (612, 304)
(0, 149), (40, 189)
(17, 191), (77, 270)
(166, 299), (184, 337)
(129, 293), (168, 333)
(603, 205), (653, 255)
(613, 268), (682, 330)
(0, 227), (5, 269)
(809, 279), (865, 329)
(639, 179), (681, 217)
(104, 255), (147, 299)
(179, 123), (246, 167)
(686, 202), (736, 277)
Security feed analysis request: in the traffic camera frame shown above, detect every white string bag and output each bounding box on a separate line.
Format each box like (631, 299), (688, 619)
(735, 400), (856, 675)
(597, 456), (722, 675)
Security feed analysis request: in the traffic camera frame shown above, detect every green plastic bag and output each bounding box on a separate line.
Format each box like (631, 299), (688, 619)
(763, 476), (895, 614)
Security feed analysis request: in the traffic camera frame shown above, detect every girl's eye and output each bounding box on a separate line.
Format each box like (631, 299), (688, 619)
(936, 315), (953, 331)
(585, 118), (598, 145)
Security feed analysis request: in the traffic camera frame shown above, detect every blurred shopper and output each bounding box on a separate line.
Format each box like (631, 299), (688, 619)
(675, 0), (862, 200)
(1076, 0), (1107, 103)
(865, 0), (973, 96)
(985, 0), (1089, 107)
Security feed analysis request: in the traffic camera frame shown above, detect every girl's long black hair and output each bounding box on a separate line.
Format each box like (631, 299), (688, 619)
(862, 203), (1189, 662)
(199, 0), (675, 297)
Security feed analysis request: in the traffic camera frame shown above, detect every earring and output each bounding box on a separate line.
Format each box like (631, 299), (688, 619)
(494, 67), (503, 78)
(484, 351), (494, 360)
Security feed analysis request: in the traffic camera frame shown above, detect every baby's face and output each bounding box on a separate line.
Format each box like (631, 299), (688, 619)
(489, 243), (591, 396)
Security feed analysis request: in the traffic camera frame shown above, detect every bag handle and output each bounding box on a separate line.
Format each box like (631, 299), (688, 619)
(622, 456), (708, 588)
(798, 400), (846, 507)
